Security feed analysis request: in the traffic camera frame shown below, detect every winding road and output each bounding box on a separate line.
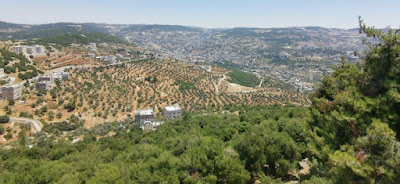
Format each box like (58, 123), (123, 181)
(256, 79), (263, 88)
(213, 74), (227, 94)
(10, 117), (43, 133)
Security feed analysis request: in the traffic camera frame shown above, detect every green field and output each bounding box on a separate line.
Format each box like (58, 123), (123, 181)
(228, 69), (260, 87)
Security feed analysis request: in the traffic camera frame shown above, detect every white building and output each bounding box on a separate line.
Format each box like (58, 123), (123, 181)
(60, 72), (69, 79)
(98, 43), (108, 48)
(35, 81), (54, 90)
(38, 76), (53, 82)
(88, 43), (97, 52)
(135, 108), (155, 123)
(163, 104), (182, 119)
(13, 45), (45, 55)
(13, 46), (24, 54)
(104, 55), (117, 63)
(50, 72), (69, 80)
(52, 75), (62, 81)
(34, 45), (45, 55)
(1, 84), (22, 100)
(140, 121), (164, 131)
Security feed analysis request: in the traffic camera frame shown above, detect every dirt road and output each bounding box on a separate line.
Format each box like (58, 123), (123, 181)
(10, 117), (43, 133)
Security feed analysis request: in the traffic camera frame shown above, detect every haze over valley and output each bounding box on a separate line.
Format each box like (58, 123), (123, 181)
(0, 21), (368, 91)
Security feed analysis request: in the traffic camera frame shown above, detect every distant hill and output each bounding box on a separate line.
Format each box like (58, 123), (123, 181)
(0, 21), (359, 40)
(0, 22), (205, 40)
(122, 24), (204, 32)
(0, 21), (25, 29)
(0, 22), (110, 39)
(32, 32), (128, 46)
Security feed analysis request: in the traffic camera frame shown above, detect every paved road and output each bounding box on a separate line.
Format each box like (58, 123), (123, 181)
(44, 66), (74, 75)
(10, 117), (43, 133)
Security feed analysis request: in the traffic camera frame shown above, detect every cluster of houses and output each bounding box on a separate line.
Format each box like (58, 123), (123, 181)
(85, 42), (109, 52)
(84, 43), (132, 64)
(135, 104), (182, 131)
(0, 68), (21, 100)
(35, 72), (69, 90)
(87, 43), (97, 52)
(0, 67), (70, 100)
(13, 45), (45, 56)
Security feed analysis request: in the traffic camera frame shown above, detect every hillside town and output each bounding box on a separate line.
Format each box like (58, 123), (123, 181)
(114, 26), (366, 91)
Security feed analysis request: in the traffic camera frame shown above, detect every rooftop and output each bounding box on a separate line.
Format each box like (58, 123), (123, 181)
(164, 104), (181, 111)
(2, 83), (22, 89)
(135, 108), (154, 115)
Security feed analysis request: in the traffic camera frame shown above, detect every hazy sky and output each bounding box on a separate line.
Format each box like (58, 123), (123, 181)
(0, 0), (398, 29)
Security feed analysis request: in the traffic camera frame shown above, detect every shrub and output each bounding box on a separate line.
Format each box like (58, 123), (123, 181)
(0, 115), (10, 123)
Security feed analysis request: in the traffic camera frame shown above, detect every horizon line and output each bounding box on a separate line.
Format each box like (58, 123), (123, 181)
(0, 20), (365, 30)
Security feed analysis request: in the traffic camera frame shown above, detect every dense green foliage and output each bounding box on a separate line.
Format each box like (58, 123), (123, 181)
(32, 32), (128, 47)
(228, 69), (260, 87)
(0, 22), (110, 40)
(0, 115), (10, 123)
(308, 19), (400, 183)
(0, 125), (4, 134)
(0, 106), (311, 183)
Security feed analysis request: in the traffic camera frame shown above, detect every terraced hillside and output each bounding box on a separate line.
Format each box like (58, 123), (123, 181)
(7, 59), (309, 127)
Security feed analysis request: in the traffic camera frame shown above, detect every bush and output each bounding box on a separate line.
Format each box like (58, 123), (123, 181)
(0, 115), (10, 123)
(56, 112), (62, 119)
(8, 99), (15, 106)
(4, 133), (12, 140)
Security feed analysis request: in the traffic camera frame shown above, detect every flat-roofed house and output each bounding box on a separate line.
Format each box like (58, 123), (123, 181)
(135, 108), (155, 123)
(52, 75), (62, 82)
(13, 46), (24, 54)
(104, 55), (117, 63)
(140, 121), (164, 131)
(142, 121), (154, 131)
(61, 72), (69, 79)
(34, 45), (45, 54)
(35, 81), (54, 90)
(38, 76), (53, 82)
(163, 104), (182, 119)
(1, 84), (22, 100)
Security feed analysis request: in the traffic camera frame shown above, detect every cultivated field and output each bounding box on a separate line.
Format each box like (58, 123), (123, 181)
(2, 59), (310, 127)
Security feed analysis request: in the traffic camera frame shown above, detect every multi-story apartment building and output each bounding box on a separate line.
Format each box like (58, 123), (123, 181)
(1, 84), (22, 100)
(163, 104), (182, 119)
(135, 108), (155, 123)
